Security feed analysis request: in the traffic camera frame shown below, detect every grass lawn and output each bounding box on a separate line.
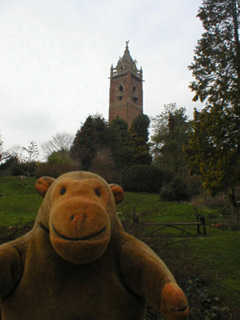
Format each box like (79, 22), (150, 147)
(120, 191), (240, 313)
(187, 229), (240, 305)
(0, 175), (239, 317)
(0, 175), (42, 228)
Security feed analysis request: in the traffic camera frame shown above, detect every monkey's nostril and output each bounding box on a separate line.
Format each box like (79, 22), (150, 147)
(70, 213), (87, 222)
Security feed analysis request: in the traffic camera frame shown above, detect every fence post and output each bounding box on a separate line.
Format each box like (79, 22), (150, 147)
(132, 206), (139, 223)
(194, 207), (201, 235)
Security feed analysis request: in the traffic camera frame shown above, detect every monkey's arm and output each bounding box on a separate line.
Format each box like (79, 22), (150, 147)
(120, 234), (189, 320)
(0, 245), (22, 297)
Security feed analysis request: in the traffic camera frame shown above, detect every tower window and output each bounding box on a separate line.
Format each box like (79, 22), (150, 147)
(117, 85), (124, 100)
(132, 86), (138, 102)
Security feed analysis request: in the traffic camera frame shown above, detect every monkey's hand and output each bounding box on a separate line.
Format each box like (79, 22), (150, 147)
(160, 282), (189, 320)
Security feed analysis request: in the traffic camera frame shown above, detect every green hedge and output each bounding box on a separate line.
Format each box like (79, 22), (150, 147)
(122, 165), (168, 193)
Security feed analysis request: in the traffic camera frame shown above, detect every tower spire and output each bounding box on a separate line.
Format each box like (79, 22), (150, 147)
(113, 41), (142, 78)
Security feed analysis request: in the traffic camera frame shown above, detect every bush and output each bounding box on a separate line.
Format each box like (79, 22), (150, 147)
(11, 162), (36, 177)
(182, 173), (203, 196)
(160, 177), (191, 202)
(0, 156), (18, 172)
(0, 157), (36, 177)
(34, 162), (82, 178)
(122, 165), (165, 193)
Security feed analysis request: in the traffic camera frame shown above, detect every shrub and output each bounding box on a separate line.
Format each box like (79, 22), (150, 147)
(0, 157), (36, 177)
(11, 161), (36, 177)
(160, 177), (191, 202)
(182, 173), (203, 196)
(0, 156), (18, 172)
(192, 187), (240, 216)
(34, 162), (82, 178)
(122, 165), (165, 193)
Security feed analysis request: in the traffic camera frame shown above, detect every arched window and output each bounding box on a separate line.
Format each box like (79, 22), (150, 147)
(132, 86), (138, 102)
(117, 84), (124, 100)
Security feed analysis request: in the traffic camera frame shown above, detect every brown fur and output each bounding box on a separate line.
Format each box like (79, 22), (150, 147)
(0, 171), (189, 320)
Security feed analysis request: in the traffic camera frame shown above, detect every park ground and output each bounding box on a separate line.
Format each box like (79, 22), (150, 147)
(0, 176), (239, 320)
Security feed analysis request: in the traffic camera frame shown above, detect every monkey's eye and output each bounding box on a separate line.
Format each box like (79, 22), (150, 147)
(60, 187), (66, 195)
(95, 189), (101, 197)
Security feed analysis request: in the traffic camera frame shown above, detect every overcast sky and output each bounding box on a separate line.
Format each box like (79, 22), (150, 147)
(0, 0), (204, 157)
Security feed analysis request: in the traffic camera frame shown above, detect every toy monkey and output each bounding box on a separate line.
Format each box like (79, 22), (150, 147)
(0, 171), (189, 320)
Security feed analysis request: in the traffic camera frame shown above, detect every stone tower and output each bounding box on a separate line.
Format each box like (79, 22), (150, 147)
(109, 42), (143, 127)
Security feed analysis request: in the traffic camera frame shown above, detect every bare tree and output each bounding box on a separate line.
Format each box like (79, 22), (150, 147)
(0, 133), (10, 164)
(41, 133), (74, 160)
(23, 141), (39, 177)
(0, 133), (4, 163)
(7, 145), (24, 161)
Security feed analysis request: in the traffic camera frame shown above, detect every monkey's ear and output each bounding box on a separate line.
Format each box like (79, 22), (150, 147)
(109, 184), (124, 204)
(35, 176), (55, 197)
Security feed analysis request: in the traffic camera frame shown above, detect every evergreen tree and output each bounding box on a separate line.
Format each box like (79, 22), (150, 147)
(71, 115), (112, 170)
(109, 117), (134, 169)
(151, 104), (191, 175)
(184, 107), (240, 196)
(129, 114), (152, 165)
(188, 0), (240, 110)
(185, 0), (240, 204)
